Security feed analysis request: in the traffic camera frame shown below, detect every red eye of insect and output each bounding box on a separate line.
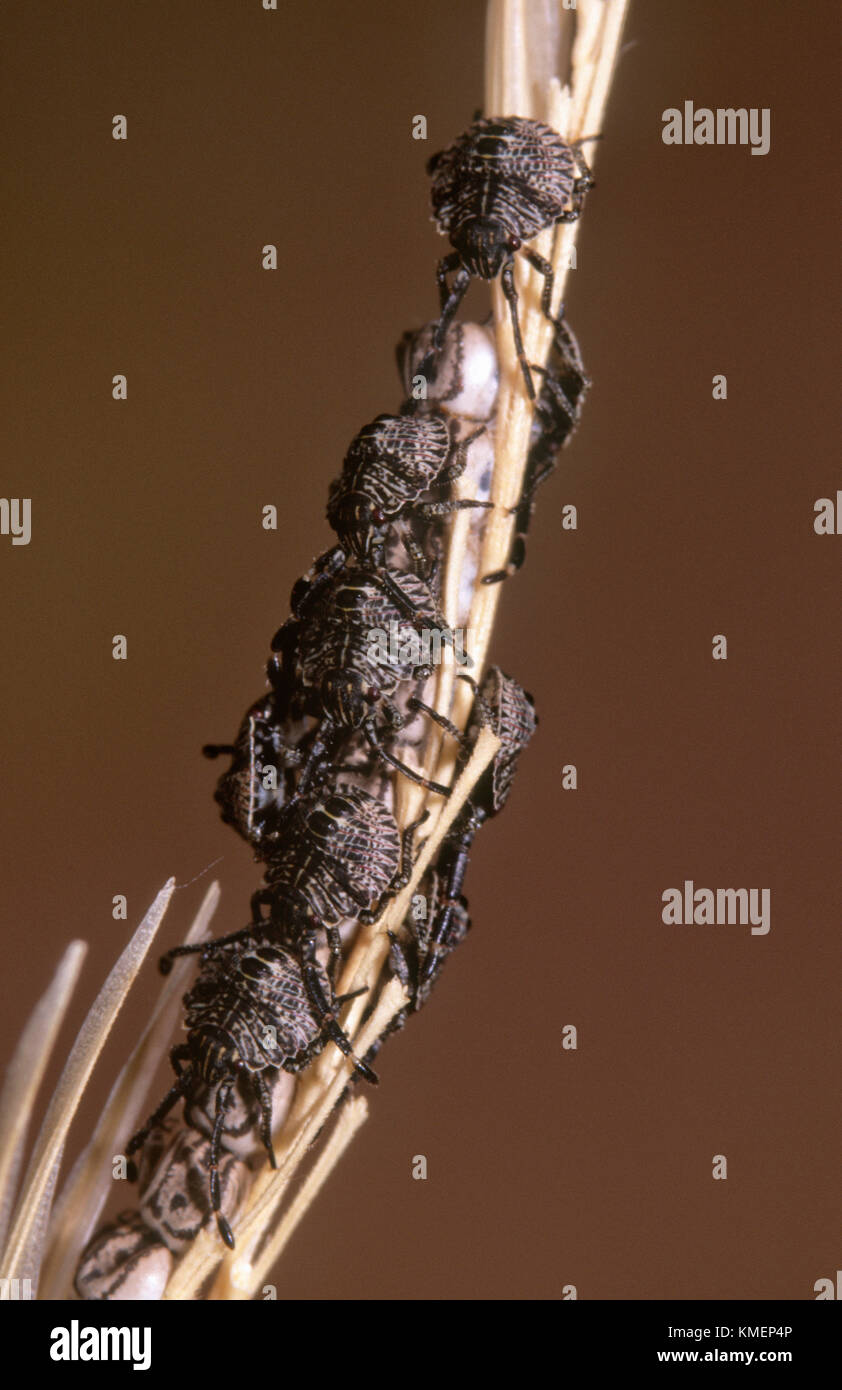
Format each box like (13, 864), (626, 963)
(507, 233), (521, 251)
(372, 507), (385, 524)
(366, 686), (380, 703)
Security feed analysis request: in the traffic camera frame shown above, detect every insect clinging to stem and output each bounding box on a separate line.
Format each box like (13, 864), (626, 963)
(423, 115), (594, 399)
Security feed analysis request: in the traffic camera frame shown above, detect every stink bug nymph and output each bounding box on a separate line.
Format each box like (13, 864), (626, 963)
(424, 115), (594, 399)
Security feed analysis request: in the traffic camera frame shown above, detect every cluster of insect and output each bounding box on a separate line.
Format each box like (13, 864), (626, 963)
(75, 115), (591, 1297)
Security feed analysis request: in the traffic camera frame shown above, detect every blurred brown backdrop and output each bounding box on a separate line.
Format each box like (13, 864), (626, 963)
(1, 0), (839, 1300)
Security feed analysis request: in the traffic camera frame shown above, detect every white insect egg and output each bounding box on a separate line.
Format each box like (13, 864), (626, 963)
(441, 322), (500, 420)
(398, 321), (499, 421)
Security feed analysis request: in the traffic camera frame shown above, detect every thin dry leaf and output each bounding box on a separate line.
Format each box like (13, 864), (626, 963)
(40, 882), (222, 1300)
(1, 879), (175, 1292)
(0, 941), (87, 1255)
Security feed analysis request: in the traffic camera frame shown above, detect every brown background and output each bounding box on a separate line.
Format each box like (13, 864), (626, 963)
(2, 0), (839, 1300)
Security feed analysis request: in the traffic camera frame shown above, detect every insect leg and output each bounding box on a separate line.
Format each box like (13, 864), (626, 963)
(417, 258), (471, 384)
(325, 923), (343, 984)
(397, 523), (436, 582)
(158, 930), (254, 975)
(522, 247), (555, 320)
(254, 1072), (278, 1169)
(530, 365), (582, 446)
(417, 818), (478, 995)
(550, 312), (589, 378)
(438, 424), (486, 484)
(500, 259), (535, 400)
(406, 696), (462, 740)
(394, 810), (429, 890)
(464, 679), (495, 733)
(335, 984), (369, 1006)
(435, 251), (467, 315)
(387, 929), (413, 993)
(288, 544), (347, 618)
(300, 956), (379, 1085)
(481, 502), (529, 585)
(415, 497), (494, 519)
(365, 725), (452, 797)
(209, 1082), (236, 1248)
(365, 563), (433, 620)
(125, 1052), (192, 1161)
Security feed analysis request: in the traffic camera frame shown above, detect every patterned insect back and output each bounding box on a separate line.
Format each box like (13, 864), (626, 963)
(127, 939), (366, 1247)
(183, 941), (332, 1075)
(259, 784), (402, 931)
(474, 666), (539, 812)
(424, 115), (593, 398)
(328, 413), (452, 554)
(279, 565), (445, 709)
(326, 409), (491, 607)
(429, 117), (579, 260)
(204, 692), (310, 852)
(268, 563), (461, 797)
